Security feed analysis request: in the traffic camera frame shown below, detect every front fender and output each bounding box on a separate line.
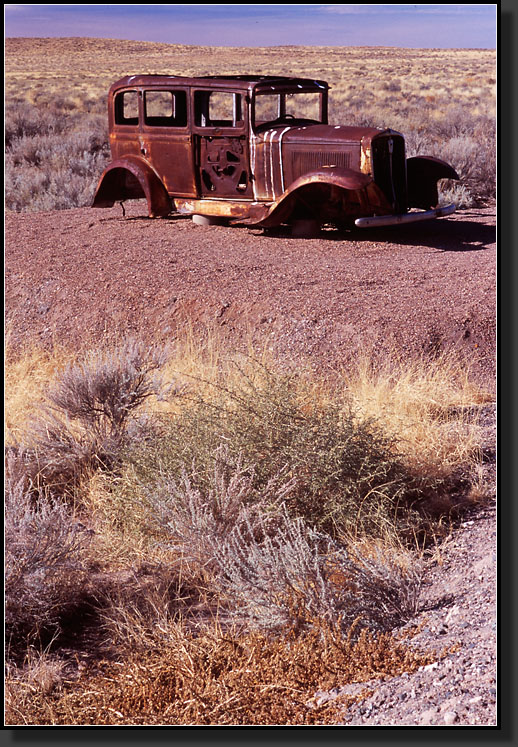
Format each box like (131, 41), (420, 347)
(92, 155), (172, 218)
(407, 156), (459, 210)
(256, 167), (381, 227)
(286, 166), (373, 194)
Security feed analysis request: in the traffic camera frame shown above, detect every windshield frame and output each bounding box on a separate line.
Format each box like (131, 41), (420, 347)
(251, 84), (328, 133)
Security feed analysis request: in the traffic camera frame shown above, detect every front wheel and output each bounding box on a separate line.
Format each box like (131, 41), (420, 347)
(291, 218), (321, 238)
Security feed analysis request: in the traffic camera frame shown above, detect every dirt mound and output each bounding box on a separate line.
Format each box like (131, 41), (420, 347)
(5, 201), (496, 389)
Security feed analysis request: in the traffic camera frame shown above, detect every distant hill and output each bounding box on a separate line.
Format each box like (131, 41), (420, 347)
(5, 37), (496, 119)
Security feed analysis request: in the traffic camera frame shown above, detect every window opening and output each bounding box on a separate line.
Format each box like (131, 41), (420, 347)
(253, 90), (323, 131)
(144, 90), (187, 127)
(114, 90), (139, 125)
(194, 91), (243, 128)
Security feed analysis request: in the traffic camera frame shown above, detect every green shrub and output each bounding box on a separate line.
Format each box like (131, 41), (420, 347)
(121, 360), (446, 541)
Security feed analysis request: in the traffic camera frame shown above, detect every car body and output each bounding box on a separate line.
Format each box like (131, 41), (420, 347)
(92, 74), (459, 233)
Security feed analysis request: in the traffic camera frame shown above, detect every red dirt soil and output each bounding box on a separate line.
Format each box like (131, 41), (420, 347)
(5, 201), (495, 389)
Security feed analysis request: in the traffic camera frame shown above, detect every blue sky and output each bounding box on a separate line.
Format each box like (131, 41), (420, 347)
(5, 4), (497, 48)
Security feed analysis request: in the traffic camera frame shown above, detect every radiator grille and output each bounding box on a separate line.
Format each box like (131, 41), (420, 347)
(290, 150), (352, 181)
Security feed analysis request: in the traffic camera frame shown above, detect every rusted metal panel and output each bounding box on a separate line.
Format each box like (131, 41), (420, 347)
(281, 124), (380, 145)
(92, 155), (172, 217)
(407, 156), (459, 209)
(246, 168), (390, 229)
(175, 197), (268, 221)
(197, 135), (252, 198)
(94, 74), (459, 232)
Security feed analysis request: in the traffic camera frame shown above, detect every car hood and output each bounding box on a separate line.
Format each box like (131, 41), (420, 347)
(257, 123), (384, 146)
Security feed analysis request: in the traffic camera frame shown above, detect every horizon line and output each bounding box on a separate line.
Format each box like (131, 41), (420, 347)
(5, 35), (497, 51)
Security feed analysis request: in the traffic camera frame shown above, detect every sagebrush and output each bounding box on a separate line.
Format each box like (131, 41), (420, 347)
(5, 464), (90, 656)
(4, 336), (489, 724)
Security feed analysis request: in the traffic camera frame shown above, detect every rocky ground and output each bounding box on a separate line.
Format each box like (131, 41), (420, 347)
(315, 459), (497, 726)
(5, 201), (497, 726)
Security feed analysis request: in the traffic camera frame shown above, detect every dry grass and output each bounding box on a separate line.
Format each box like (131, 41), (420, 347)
(341, 349), (491, 480)
(4, 339), (73, 444)
(5, 332), (489, 520)
(4, 332), (490, 725)
(5, 619), (442, 725)
(5, 38), (496, 212)
(5, 39), (495, 120)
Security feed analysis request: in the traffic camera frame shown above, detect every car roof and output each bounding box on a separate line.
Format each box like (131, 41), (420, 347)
(110, 74), (329, 94)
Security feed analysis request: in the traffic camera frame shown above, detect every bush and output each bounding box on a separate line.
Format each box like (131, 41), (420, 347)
(5, 463), (90, 654)
(149, 445), (296, 574)
(21, 340), (170, 498)
(125, 360), (433, 540)
(5, 104), (110, 212)
(435, 132), (495, 203)
(213, 506), (421, 635)
(438, 181), (475, 209)
(4, 103), (68, 147)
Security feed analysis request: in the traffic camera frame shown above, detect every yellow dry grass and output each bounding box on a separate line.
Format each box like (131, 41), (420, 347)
(340, 349), (492, 480)
(5, 329), (489, 477)
(5, 38), (496, 121)
(4, 338), (73, 444)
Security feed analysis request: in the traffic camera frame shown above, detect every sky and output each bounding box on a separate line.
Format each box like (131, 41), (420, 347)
(5, 4), (497, 48)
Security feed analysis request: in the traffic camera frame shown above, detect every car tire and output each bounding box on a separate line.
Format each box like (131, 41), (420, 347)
(291, 219), (321, 238)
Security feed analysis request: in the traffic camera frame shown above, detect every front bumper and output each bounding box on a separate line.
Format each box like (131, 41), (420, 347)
(354, 203), (456, 228)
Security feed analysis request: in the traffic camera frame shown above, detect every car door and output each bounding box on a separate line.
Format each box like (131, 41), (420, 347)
(111, 88), (142, 160)
(141, 88), (197, 197)
(192, 89), (252, 199)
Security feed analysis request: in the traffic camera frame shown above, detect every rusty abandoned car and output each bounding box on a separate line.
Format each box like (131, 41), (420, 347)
(92, 75), (459, 235)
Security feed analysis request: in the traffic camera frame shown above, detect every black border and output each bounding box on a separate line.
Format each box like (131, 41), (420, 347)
(497, 0), (518, 745)
(4, 2), (516, 744)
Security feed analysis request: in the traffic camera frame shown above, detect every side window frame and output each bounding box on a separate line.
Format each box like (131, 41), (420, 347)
(192, 89), (246, 132)
(113, 89), (140, 127)
(142, 88), (188, 129)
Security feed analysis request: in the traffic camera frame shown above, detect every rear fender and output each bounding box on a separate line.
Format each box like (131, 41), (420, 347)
(407, 156), (459, 210)
(92, 155), (172, 217)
